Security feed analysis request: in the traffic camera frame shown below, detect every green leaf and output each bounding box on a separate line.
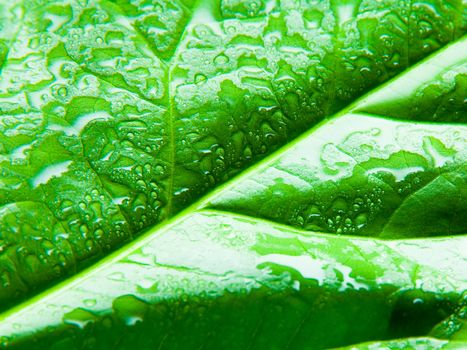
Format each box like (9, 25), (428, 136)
(0, 0), (466, 348)
(0, 210), (466, 349)
(1, 36), (467, 348)
(0, 0), (465, 307)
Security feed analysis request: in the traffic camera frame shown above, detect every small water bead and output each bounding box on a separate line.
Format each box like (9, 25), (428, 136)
(136, 179), (146, 188)
(417, 20), (433, 38)
(28, 36), (40, 49)
(296, 215), (304, 226)
(60, 199), (74, 213)
(359, 67), (371, 75)
(194, 74), (208, 85)
(243, 145), (252, 158)
(1, 271), (11, 288)
(94, 229), (104, 240)
(134, 165), (143, 176)
(214, 53), (229, 65)
(57, 253), (67, 266)
(0, 336), (10, 347)
(55, 233), (70, 241)
(85, 239), (94, 251)
(113, 295), (148, 326)
(154, 165), (165, 179)
(63, 308), (96, 329)
(355, 213), (368, 228)
(83, 298), (97, 307)
(41, 240), (55, 255)
(40, 93), (51, 103)
(108, 271), (125, 281)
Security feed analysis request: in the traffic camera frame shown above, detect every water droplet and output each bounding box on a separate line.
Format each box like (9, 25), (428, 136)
(57, 253), (67, 266)
(113, 295), (148, 326)
(243, 146), (252, 159)
(418, 20), (433, 38)
(355, 213), (367, 228)
(94, 229), (103, 240)
(108, 271), (125, 281)
(214, 53), (229, 65)
(360, 67), (370, 75)
(52, 84), (68, 98)
(28, 37), (40, 49)
(0, 336), (10, 346)
(194, 74), (207, 85)
(1, 271), (11, 288)
(83, 299), (97, 307)
(85, 239), (94, 251)
(63, 308), (96, 329)
(155, 165), (164, 175)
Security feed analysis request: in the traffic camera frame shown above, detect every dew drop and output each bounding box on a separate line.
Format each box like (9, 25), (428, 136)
(1, 271), (11, 288)
(108, 271), (125, 281)
(214, 53), (229, 65)
(194, 74), (207, 85)
(83, 299), (97, 307)
(63, 308), (96, 329)
(355, 213), (368, 228)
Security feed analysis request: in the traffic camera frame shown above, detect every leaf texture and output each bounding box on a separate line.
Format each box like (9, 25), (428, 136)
(0, 37), (466, 350)
(0, 0), (465, 308)
(0, 210), (466, 349)
(0, 0), (466, 348)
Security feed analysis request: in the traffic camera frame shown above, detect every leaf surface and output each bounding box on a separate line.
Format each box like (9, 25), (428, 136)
(0, 210), (466, 349)
(0, 0), (466, 348)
